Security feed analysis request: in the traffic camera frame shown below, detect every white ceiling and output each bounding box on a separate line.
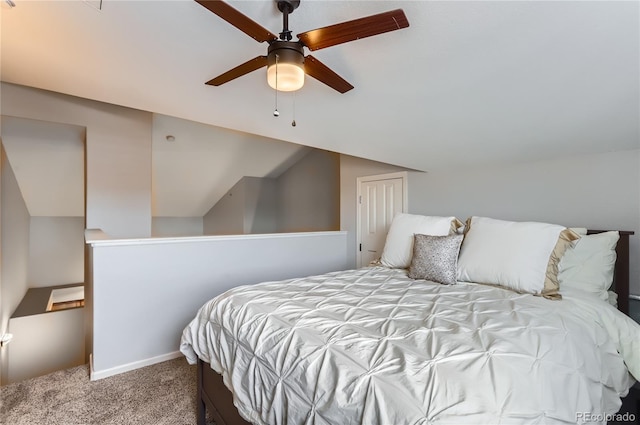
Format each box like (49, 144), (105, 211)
(1, 0), (638, 173)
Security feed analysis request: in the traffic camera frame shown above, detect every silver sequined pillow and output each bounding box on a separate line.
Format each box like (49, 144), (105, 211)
(407, 233), (464, 285)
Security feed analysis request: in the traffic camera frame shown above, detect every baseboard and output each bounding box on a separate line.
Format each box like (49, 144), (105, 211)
(90, 351), (183, 381)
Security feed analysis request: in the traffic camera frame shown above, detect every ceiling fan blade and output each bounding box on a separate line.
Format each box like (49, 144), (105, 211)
(297, 9), (409, 51)
(304, 55), (354, 94)
(206, 56), (268, 86)
(195, 0), (278, 43)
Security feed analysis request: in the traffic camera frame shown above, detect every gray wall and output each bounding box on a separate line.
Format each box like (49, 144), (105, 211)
(204, 177), (278, 235)
(28, 217), (85, 288)
(152, 217), (204, 237)
(0, 144), (31, 385)
(7, 307), (85, 384)
(277, 150), (340, 233)
(205, 150), (340, 236)
(2, 82), (152, 238)
(339, 150), (640, 296)
(203, 177), (246, 235)
(406, 149), (640, 295)
(244, 177), (277, 234)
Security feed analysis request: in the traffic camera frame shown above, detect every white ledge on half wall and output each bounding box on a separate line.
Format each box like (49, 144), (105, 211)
(84, 228), (348, 247)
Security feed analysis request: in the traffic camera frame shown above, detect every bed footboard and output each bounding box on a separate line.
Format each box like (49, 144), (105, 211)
(197, 359), (251, 425)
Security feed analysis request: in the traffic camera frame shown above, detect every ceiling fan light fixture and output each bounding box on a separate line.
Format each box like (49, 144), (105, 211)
(267, 42), (305, 92)
(267, 62), (304, 92)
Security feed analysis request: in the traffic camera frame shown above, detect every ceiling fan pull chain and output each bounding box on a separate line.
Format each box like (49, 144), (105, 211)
(273, 54), (280, 117)
(291, 90), (297, 127)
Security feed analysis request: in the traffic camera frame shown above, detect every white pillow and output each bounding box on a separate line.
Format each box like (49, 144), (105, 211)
(457, 216), (579, 299)
(558, 231), (619, 302)
(380, 213), (461, 269)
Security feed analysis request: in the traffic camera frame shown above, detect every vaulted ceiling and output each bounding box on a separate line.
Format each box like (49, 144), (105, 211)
(1, 0), (638, 173)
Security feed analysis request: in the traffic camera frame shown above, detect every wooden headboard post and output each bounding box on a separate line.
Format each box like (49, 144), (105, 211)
(587, 230), (634, 315)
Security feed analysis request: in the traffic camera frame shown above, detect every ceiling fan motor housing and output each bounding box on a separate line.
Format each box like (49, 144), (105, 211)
(267, 41), (304, 68)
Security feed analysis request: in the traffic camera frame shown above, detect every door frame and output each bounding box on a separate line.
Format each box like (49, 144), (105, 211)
(356, 171), (408, 268)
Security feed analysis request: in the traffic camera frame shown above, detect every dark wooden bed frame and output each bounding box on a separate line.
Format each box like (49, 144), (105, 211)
(197, 230), (635, 425)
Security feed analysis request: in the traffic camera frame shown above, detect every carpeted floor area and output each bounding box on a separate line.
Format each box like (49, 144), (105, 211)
(1, 357), (210, 425)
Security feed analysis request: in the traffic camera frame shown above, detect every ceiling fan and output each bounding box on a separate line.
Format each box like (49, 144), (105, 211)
(195, 0), (410, 93)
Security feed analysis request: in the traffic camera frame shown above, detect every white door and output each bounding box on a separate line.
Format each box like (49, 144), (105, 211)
(357, 173), (406, 268)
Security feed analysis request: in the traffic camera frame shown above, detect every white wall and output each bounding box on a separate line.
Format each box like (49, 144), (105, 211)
(87, 231), (349, 379)
(339, 154), (408, 268)
(277, 150), (340, 233)
(28, 217), (85, 287)
(0, 144), (31, 385)
(406, 149), (640, 294)
(1, 82), (152, 238)
(152, 217), (203, 237)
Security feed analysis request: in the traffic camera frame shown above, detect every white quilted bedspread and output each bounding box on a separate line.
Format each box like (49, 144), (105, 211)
(180, 267), (639, 425)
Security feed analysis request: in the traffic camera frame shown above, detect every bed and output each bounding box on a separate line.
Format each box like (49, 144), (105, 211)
(180, 216), (639, 425)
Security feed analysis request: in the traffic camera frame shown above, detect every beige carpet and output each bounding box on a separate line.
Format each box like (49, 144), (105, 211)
(1, 357), (211, 425)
